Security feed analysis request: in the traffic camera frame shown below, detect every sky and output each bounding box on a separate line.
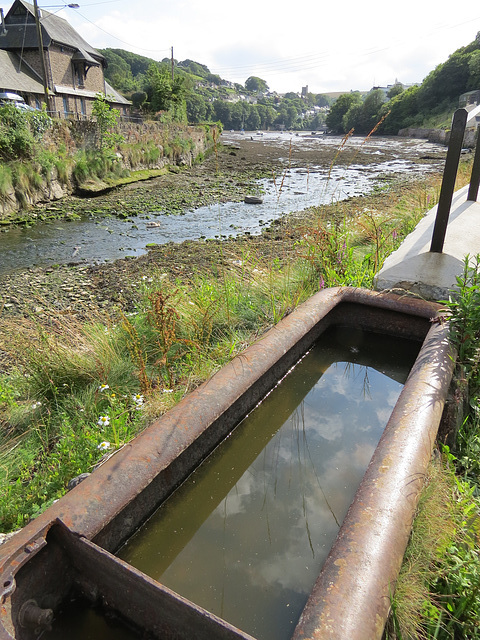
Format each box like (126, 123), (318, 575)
(5, 0), (480, 94)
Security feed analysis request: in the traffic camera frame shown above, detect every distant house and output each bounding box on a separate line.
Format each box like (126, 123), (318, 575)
(459, 90), (480, 109)
(0, 0), (130, 118)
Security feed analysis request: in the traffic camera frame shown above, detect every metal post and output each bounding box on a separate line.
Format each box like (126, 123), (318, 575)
(430, 108), (468, 253)
(467, 128), (480, 202)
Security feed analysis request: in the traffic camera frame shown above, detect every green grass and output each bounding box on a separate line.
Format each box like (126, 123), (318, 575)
(385, 254), (480, 640)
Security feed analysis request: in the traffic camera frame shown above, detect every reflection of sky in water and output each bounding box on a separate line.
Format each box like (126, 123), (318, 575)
(119, 330), (420, 640)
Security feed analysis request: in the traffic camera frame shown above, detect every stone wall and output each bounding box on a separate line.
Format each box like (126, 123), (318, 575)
(398, 126), (477, 147)
(0, 123), (213, 219)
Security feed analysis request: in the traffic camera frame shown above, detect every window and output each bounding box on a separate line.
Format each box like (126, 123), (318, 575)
(80, 97), (86, 116)
(63, 96), (69, 116)
(74, 64), (85, 88)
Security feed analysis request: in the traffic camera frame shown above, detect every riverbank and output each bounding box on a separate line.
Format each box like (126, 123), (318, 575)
(0, 132), (454, 377)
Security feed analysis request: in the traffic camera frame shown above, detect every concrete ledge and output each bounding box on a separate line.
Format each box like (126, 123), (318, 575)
(375, 186), (480, 300)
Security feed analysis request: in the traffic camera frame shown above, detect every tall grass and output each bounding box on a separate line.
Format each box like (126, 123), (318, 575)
(386, 254), (480, 639)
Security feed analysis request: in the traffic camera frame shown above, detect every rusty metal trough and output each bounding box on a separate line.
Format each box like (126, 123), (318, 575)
(0, 287), (454, 640)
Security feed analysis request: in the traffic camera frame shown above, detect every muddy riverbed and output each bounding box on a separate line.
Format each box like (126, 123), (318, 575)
(0, 132), (447, 324)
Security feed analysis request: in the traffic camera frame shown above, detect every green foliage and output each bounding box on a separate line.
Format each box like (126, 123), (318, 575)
(186, 93), (208, 123)
(131, 91), (147, 110)
(0, 162), (13, 197)
(326, 92), (363, 133)
(245, 76), (269, 93)
(146, 64), (187, 121)
(72, 148), (127, 185)
(0, 104), (35, 160)
(441, 254), (480, 370)
(178, 59), (210, 77)
(380, 85), (420, 134)
(0, 104), (52, 162)
(385, 454), (480, 640)
(418, 48), (475, 112)
(100, 48), (153, 92)
(92, 93), (124, 150)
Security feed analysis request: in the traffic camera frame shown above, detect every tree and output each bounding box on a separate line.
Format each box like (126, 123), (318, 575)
(468, 50), (480, 90)
(315, 94), (330, 108)
(417, 50), (472, 112)
(246, 105), (261, 130)
(245, 76), (269, 93)
(146, 64), (187, 121)
(387, 83), (404, 100)
(380, 85), (420, 134)
(186, 93), (207, 123)
(131, 91), (147, 110)
(256, 103), (276, 129)
(326, 92), (362, 133)
(178, 59), (210, 77)
(213, 100), (233, 128)
(92, 94), (124, 150)
(206, 73), (222, 85)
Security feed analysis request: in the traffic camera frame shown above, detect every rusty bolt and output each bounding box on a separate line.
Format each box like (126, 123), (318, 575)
(18, 599), (53, 631)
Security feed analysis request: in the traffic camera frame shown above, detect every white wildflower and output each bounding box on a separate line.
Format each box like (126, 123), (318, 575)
(98, 384), (110, 392)
(97, 441), (111, 451)
(98, 415), (110, 427)
(132, 393), (144, 409)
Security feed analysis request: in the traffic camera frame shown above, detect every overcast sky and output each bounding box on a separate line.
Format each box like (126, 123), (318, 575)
(6, 0), (480, 94)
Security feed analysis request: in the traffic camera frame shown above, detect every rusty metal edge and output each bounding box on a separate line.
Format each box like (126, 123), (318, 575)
(0, 287), (443, 639)
(292, 317), (454, 640)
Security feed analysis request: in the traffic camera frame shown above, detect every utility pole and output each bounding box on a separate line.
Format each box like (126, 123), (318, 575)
(171, 46), (174, 82)
(33, 0), (50, 111)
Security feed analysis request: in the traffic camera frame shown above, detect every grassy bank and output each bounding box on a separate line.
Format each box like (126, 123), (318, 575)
(0, 149), (478, 636)
(386, 256), (480, 639)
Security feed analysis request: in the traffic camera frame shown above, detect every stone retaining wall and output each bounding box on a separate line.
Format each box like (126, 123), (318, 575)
(398, 126), (477, 147)
(0, 123), (212, 219)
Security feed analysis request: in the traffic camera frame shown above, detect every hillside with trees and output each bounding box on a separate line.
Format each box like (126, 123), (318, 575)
(326, 35), (480, 135)
(100, 48), (332, 130)
(102, 34), (480, 134)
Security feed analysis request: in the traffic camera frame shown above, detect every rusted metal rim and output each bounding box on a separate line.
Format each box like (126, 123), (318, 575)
(292, 316), (454, 639)
(0, 287), (453, 640)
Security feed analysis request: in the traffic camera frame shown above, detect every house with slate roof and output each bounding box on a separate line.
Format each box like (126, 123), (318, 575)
(0, 0), (130, 117)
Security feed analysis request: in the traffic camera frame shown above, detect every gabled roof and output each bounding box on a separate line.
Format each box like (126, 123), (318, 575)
(1, 0), (105, 67)
(0, 48), (44, 93)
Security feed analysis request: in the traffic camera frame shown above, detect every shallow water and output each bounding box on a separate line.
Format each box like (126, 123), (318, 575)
(117, 327), (420, 640)
(0, 134), (444, 275)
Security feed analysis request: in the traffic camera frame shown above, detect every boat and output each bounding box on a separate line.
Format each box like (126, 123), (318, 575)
(244, 196), (263, 204)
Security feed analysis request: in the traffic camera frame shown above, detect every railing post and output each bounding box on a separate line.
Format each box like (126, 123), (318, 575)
(430, 108), (468, 253)
(467, 128), (480, 201)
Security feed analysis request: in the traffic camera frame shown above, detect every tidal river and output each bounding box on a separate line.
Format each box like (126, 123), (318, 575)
(0, 132), (445, 275)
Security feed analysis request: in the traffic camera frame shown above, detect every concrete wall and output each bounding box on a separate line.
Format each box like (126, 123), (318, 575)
(398, 126), (477, 147)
